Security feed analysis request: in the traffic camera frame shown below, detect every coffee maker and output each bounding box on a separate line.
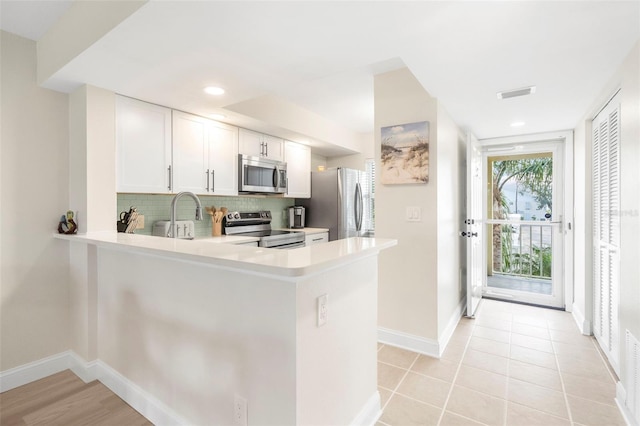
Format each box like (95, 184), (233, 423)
(288, 206), (305, 229)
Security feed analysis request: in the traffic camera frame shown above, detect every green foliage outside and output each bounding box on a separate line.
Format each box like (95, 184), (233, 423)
(492, 157), (553, 278)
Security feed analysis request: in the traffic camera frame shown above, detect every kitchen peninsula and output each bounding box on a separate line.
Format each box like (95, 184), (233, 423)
(55, 232), (396, 425)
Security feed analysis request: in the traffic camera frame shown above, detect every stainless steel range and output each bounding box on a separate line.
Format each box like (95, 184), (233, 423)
(223, 210), (305, 249)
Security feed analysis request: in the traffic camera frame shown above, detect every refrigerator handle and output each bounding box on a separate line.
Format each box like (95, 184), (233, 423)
(355, 182), (363, 232)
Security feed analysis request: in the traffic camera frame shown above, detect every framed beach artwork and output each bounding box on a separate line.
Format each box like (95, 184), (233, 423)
(380, 121), (429, 184)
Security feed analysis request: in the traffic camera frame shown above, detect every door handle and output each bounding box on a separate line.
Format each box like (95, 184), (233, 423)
(355, 182), (363, 232)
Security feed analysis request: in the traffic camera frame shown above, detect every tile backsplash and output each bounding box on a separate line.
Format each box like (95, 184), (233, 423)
(118, 193), (295, 238)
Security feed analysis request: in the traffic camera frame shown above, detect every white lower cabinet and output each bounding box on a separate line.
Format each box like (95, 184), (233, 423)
(284, 141), (311, 198)
(305, 232), (329, 246)
(172, 111), (238, 195)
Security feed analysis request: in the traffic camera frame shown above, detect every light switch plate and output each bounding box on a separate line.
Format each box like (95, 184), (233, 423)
(406, 206), (421, 222)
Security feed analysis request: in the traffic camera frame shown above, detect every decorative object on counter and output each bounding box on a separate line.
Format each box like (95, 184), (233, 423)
(380, 120), (429, 184)
(206, 206), (227, 236)
(58, 210), (78, 234)
(118, 206), (140, 233)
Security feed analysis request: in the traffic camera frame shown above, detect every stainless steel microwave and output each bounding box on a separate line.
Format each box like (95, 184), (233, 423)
(238, 154), (287, 194)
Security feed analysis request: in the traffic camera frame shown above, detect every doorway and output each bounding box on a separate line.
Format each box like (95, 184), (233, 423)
(483, 142), (564, 308)
(465, 132), (576, 315)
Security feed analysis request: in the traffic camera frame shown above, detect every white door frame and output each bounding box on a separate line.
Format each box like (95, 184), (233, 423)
(479, 131), (574, 310)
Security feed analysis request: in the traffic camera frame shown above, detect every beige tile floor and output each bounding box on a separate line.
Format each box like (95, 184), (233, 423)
(376, 298), (625, 426)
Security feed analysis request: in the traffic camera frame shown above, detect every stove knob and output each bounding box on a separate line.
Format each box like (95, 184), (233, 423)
(234, 212), (240, 219)
(261, 212), (266, 218)
(227, 213), (233, 220)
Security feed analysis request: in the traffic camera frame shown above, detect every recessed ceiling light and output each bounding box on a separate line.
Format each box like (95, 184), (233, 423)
(511, 121), (526, 127)
(204, 86), (225, 96)
(209, 113), (226, 120)
(497, 86), (536, 100)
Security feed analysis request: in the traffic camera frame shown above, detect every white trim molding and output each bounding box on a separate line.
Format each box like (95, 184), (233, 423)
(0, 352), (185, 425)
(0, 351), (72, 392)
(616, 381), (639, 426)
(95, 360), (188, 426)
(572, 302), (593, 335)
(438, 297), (467, 356)
(350, 390), (382, 426)
(378, 327), (440, 358)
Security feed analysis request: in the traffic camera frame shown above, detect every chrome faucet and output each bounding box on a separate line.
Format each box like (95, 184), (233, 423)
(169, 191), (203, 238)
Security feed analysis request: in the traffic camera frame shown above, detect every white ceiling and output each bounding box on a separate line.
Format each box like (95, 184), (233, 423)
(2, 1), (639, 154)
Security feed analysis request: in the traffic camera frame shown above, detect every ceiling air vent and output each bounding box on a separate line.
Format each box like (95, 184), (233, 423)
(497, 86), (536, 100)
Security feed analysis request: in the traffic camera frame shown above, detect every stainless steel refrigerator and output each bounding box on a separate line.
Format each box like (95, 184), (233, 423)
(297, 168), (365, 241)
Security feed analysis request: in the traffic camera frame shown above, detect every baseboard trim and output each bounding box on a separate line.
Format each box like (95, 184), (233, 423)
(616, 381), (639, 426)
(351, 390), (381, 426)
(438, 296), (467, 356)
(95, 360), (188, 426)
(378, 327), (440, 358)
(571, 302), (593, 335)
(1, 352), (185, 425)
(0, 351), (73, 392)
(68, 351), (99, 383)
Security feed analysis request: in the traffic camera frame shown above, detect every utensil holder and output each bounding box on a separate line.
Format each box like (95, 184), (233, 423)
(212, 221), (222, 236)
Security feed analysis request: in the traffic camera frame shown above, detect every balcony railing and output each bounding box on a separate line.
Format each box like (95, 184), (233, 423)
(492, 222), (554, 280)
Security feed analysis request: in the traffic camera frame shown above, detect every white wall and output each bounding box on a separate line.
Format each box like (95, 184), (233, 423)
(374, 68), (465, 350)
(573, 40), (640, 409)
(0, 31), (70, 370)
(375, 68), (439, 341)
(435, 104), (466, 339)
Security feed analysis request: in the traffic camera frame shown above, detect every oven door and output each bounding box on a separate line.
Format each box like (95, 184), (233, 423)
(239, 155), (287, 194)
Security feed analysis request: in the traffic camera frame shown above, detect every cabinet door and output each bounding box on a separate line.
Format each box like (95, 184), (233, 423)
(305, 232), (329, 246)
(263, 134), (284, 161)
(239, 129), (284, 161)
(207, 120), (239, 196)
(284, 141), (311, 198)
(116, 96), (172, 193)
(238, 128), (264, 158)
(173, 111), (208, 194)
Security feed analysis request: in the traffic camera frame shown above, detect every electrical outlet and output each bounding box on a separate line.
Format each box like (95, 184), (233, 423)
(234, 395), (247, 426)
(317, 294), (328, 327)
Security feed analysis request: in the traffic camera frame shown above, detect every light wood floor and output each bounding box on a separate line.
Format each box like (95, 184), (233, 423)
(0, 370), (151, 426)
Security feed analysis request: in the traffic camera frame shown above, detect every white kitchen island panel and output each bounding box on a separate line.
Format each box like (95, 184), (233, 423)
(57, 233), (395, 425)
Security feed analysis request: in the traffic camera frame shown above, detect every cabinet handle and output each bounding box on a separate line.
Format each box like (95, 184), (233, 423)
(312, 237), (323, 242)
(211, 169), (215, 193)
(260, 141), (264, 156)
(265, 142), (268, 157)
(168, 165), (172, 191)
(206, 169), (210, 192)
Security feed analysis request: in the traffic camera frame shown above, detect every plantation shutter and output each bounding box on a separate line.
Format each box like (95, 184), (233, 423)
(592, 92), (621, 375)
(362, 159), (376, 232)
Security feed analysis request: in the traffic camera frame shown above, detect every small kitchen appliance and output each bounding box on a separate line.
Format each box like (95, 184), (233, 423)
(288, 206), (305, 229)
(223, 210), (304, 249)
(238, 154), (287, 194)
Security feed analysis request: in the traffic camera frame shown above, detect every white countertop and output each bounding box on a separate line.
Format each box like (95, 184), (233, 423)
(55, 231), (396, 278)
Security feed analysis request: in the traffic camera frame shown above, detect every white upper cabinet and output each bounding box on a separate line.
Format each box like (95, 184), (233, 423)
(239, 128), (284, 161)
(284, 141), (311, 198)
(116, 96), (172, 193)
(173, 111), (238, 195)
(206, 120), (239, 196)
(172, 111), (208, 194)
